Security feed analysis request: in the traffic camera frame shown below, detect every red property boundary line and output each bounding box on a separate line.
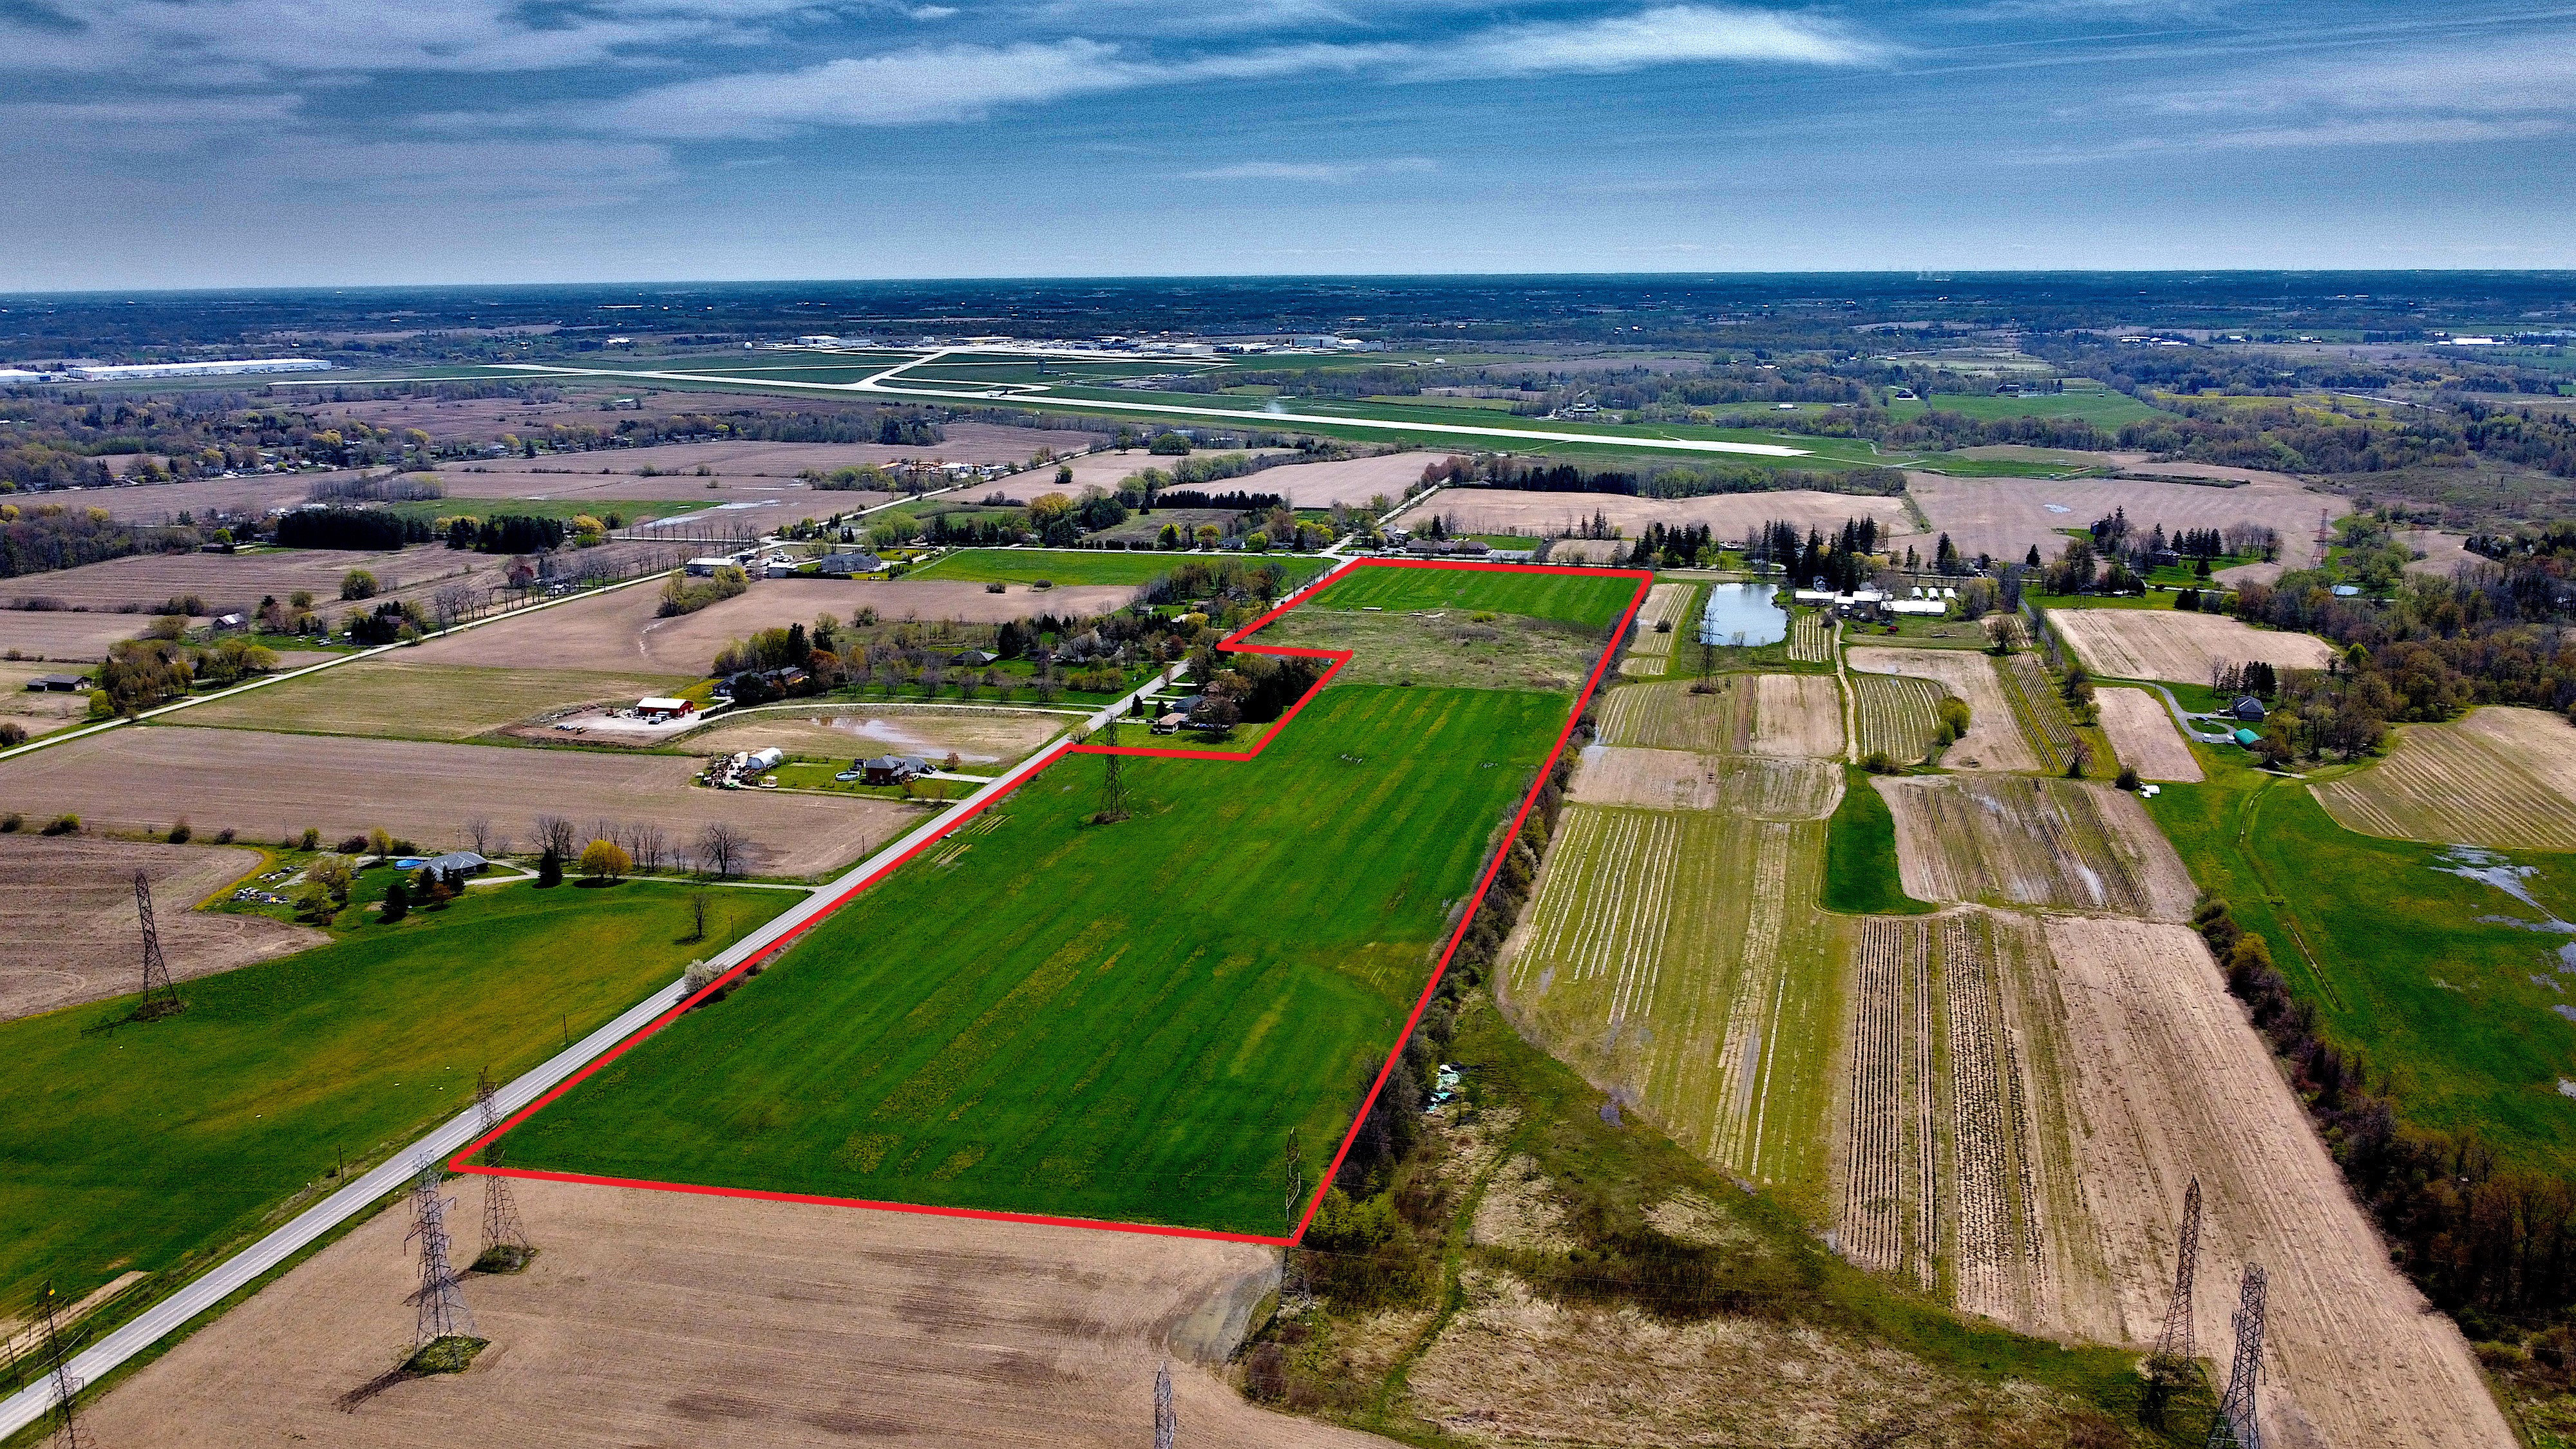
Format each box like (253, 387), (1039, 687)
(453, 558), (1653, 1247)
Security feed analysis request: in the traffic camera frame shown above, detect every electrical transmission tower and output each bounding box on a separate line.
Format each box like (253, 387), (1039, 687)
(1094, 750), (1132, 824)
(35, 1282), (83, 1449)
(475, 1069), (531, 1267)
(1153, 1361), (1177, 1449)
(131, 871), (183, 1021)
(406, 1158), (475, 1349)
(2153, 1177), (2203, 1364)
(2204, 1264), (2268, 1449)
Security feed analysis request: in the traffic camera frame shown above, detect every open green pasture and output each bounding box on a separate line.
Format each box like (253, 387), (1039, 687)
(1822, 767), (1937, 916)
(500, 682), (1574, 1235)
(907, 547), (1333, 588)
(0, 880), (791, 1309)
(2148, 761), (2576, 1177)
(1307, 565), (1639, 629)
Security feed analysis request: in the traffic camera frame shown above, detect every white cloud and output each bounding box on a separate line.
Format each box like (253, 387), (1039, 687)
(907, 4), (957, 16)
(1186, 156), (1437, 181)
(607, 5), (1879, 138)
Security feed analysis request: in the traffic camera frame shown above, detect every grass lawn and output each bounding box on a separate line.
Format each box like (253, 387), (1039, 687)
(1821, 767), (1937, 915)
(2148, 761), (2576, 1177)
(907, 547), (1333, 588)
(0, 879), (793, 1307)
(500, 682), (1577, 1236)
(1307, 565), (1640, 629)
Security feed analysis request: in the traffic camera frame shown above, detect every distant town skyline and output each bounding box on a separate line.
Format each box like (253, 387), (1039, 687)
(6, 0), (2572, 289)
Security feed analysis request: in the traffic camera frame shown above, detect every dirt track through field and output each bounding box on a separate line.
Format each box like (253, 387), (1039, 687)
(1878, 776), (2197, 920)
(0, 835), (319, 1021)
(1845, 647), (2034, 772)
(2043, 918), (2513, 1449)
(0, 727), (910, 878)
(79, 1176), (1383, 1449)
(2094, 686), (2202, 781)
(2046, 608), (2333, 685)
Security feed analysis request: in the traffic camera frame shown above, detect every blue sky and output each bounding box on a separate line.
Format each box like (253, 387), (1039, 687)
(6, 0), (2573, 287)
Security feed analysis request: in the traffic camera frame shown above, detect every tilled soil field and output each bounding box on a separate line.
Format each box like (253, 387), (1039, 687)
(2043, 916), (2514, 1449)
(980, 447), (1302, 502)
(2093, 686), (2202, 782)
(1749, 673), (1844, 759)
(1396, 488), (1917, 547)
(0, 609), (152, 663)
(0, 835), (320, 1021)
(1845, 647), (2034, 772)
(2046, 607), (2333, 685)
(409, 576), (1137, 677)
(1909, 470), (2342, 575)
(1570, 746), (1840, 819)
(0, 726), (909, 878)
(1850, 673), (1946, 764)
(2311, 705), (2576, 848)
(180, 661), (697, 742)
(79, 1176), (1381, 1449)
(1595, 678), (1752, 753)
(1876, 775), (2197, 920)
(3, 545), (501, 618)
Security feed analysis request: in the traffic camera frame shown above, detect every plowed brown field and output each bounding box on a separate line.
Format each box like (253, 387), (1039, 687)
(1845, 647), (2034, 772)
(1393, 488), (1917, 547)
(1750, 673), (1844, 759)
(79, 1176), (1381, 1449)
(2311, 705), (2576, 848)
(2046, 608), (2332, 685)
(1877, 775), (2197, 920)
(0, 727), (909, 877)
(2043, 917), (2512, 1449)
(0, 835), (319, 1021)
(1570, 746), (1840, 819)
(2094, 687), (2202, 782)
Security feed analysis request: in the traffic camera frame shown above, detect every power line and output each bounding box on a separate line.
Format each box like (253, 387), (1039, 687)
(35, 1284), (82, 1449)
(405, 1158), (474, 1350)
(131, 871), (183, 1021)
(2153, 1177), (2203, 1364)
(475, 1069), (531, 1270)
(2205, 1263), (2268, 1449)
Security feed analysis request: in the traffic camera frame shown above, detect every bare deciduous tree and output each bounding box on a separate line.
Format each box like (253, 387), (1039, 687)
(696, 822), (747, 880)
(628, 822), (667, 875)
(534, 815), (578, 860)
(466, 815), (493, 856)
(431, 582), (478, 629)
(688, 890), (712, 942)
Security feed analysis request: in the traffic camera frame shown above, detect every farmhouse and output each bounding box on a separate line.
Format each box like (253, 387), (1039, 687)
(862, 754), (931, 785)
(2232, 696), (2269, 722)
(815, 551), (885, 577)
(413, 850), (488, 880)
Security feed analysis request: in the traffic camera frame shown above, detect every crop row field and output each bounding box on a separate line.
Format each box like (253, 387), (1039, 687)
(1879, 775), (2198, 920)
(1570, 746), (1841, 818)
(1845, 647), (2034, 773)
(0, 835), (319, 1023)
(1593, 674), (1843, 759)
(2311, 705), (2576, 849)
(1993, 652), (2078, 773)
(1851, 674), (1946, 764)
(1834, 910), (2075, 1329)
(1501, 803), (1844, 1207)
(1787, 612), (1833, 663)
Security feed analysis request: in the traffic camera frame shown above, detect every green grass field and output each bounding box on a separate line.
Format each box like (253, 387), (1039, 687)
(907, 547), (1334, 588)
(2148, 761), (2576, 1177)
(1309, 566), (1639, 629)
(501, 683), (1575, 1234)
(0, 880), (792, 1307)
(1891, 387), (2164, 426)
(1821, 767), (1938, 915)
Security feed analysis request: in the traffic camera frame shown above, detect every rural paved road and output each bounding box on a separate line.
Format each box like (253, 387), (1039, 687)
(0, 561), (1361, 1441)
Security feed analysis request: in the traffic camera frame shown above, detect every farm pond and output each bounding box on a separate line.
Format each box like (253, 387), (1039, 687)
(1698, 582), (1789, 647)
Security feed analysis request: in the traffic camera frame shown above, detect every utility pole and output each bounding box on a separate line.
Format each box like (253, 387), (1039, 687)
(2143, 1178), (2202, 1426)
(36, 1283), (82, 1449)
(406, 1158), (474, 1350)
(132, 871), (183, 1020)
(475, 1069), (531, 1270)
(1094, 750), (1131, 824)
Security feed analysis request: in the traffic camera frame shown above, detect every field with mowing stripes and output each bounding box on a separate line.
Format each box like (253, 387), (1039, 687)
(1307, 565), (1638, 627)
(1879, 775), (2198, 920)
(1787, 612), (1833, 663)
(1994, 652), (2078, 773)
(1596, 677), (1752, 752)
(2311, 706), (2576, 848)
(1852, 673), (1947, 764)
(1502, 804), (1843, 1208)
